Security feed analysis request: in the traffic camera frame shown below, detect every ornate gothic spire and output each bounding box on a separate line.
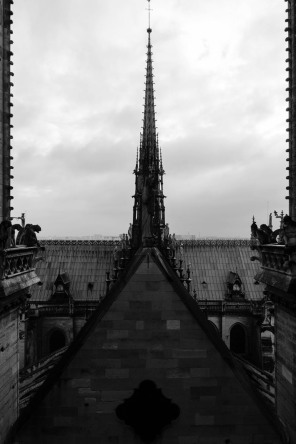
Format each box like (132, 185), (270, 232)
(131, 27), (166, 249)
(140, 28), (157, 174)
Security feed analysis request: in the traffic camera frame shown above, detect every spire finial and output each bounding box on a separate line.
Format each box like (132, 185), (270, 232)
(146, 0), (152, 31)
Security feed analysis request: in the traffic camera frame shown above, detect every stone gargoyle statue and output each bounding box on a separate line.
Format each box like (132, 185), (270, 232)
(18, 224), (41, 247)
(0, 220), (12, 249)
(282, 215), (296, 247)
(251, 221), (279, 245)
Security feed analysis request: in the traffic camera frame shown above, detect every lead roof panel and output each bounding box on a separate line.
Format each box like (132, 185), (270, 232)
(30, 240), (264, 302)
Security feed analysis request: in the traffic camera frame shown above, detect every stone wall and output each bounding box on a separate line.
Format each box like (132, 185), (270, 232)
(0, 307), (19, 443)
(208, 314), (262, 366)
(15, 253), (282, 443)
(275, 304), (296, 442)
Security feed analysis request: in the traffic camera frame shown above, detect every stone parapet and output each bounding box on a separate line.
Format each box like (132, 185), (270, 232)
(254, 244), (296, 298)
(0, 246), (41, 301)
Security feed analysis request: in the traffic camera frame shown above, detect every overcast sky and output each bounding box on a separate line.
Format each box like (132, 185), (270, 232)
(12, 0), (287, 238)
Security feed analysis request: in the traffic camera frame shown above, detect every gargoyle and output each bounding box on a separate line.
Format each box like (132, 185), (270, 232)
(0, 220), (12, 249)
(251, 221), (277, 245)
(282, 215), (296, 246)
(22, 224), (41, 247)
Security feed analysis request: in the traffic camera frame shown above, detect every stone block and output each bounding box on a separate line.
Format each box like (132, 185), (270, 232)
(78, 388), (101, 398)
(58, 406), (78, 416)
(166, 368), (191, 379)
(106, 330), (129, 340)
(166, 320), (180, 330)
(129, 300), (152, 310)
(95, 401), (118, 414)
(101, 390), (132, 402)
(190, 368), (210, 377)
(92, 358), (121, 369)
(124, 309), (162, 320)
(136, 320), (144, 330)
(71, 378), (90, 388)
(194, 413), (215, 426)
(190, 386), (221, 398)
(146, 358), (178, 368)
(105, 368), (129, 379)
(121, 358), (146, 368)
(178, 436), (199, 444)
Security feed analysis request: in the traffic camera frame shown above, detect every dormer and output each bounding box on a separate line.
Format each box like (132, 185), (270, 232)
(226, 272), (245, 299)
(51, 272), (71, 302)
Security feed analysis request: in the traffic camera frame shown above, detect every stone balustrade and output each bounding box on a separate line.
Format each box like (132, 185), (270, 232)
(196, 300), (262, 315)
(0, 246), (41, 299)
(254, 243), (296, 295)
(259, 245), (290, 273)
(0, 246), (40, 279)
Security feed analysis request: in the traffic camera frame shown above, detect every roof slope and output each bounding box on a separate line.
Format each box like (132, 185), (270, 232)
(181, 240), (264, 300)
(30, 241), (115, 302)
(30, 239), (264, 303)
(13, 247), (283, 444)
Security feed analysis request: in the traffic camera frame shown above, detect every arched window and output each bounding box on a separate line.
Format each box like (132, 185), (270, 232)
(230, 324), (246, 354)
(49, 329), (66, 354)
(208, 320), (220, 336)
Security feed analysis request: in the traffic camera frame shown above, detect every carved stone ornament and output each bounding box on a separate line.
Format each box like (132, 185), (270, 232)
(116, 380), (180, 442)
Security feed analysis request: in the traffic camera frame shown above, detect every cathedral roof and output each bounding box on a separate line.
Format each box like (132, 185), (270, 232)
(30, 239), (264, 303)
(13, 247), (283, 443)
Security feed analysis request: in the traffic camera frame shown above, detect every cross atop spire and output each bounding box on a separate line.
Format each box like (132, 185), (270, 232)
(146, 0), (153, 29)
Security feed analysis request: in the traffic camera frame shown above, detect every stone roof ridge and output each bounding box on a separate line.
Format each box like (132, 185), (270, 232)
(180, 239), (251, 247)
(40, 239), (121, 247)
(39, 239), (251, 248)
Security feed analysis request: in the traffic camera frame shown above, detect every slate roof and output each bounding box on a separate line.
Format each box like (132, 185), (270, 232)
(30, 241), (116, 302)
(180, 240), (264, 301)
(30, 239), (264, 303)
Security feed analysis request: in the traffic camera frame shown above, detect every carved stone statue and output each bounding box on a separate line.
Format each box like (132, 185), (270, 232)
(171, 233), (177, 250)
(251, 221), (277, 245)
(22, 224), (41, 247)
(113, 245), (119, 261)
(282, 215), (296, 246)
(164, 223), (169, 240)
(119, 234), (126, 250)
(0, 220), (12, 249)
(259, 224), (276, 243)
(179, 242), (184, 259)
(128, 223), (133, 243)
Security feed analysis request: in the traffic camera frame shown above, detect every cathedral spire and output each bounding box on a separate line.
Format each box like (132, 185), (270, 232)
(131, 24), (166, 249)
(140, 27), (157, 174)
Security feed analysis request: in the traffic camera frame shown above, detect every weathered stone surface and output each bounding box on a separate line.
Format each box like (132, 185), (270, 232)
(0, 308), (18, 444)
(14, 250), (282, 443)
(275, 305), (296, 443)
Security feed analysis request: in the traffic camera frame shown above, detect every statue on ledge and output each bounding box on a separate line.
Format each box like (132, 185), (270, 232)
(251, 221), (278, 244)
(20, 224), (41, 247)
(0, 220), (12, 249)
(282, 215), (296, 247)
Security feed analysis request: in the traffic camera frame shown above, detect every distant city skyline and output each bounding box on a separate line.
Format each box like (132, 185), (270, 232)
(12, 0), (287, 238)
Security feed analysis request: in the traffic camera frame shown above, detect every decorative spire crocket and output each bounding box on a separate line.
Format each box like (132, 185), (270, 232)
(131, 25), (166, 249)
